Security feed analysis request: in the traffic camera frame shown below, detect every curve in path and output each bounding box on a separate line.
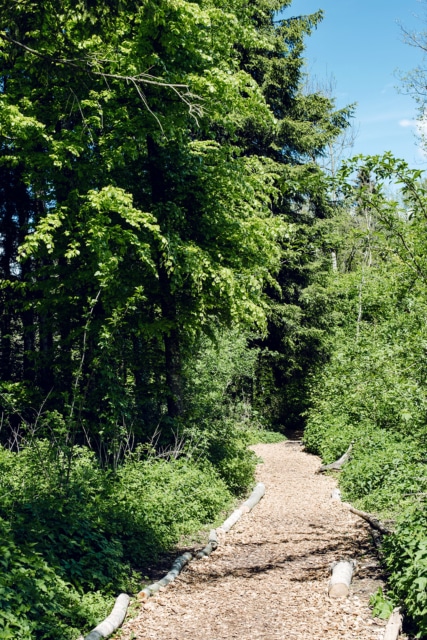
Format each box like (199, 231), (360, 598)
(117, 441), (396, 640)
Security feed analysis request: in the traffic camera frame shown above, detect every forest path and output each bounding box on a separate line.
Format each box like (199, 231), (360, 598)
(118, 441), (389, 640)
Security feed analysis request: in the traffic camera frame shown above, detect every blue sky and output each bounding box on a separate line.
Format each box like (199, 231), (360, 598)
(286, 0), (426, 168)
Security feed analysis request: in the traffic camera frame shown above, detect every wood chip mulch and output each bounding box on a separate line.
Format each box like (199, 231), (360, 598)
(116, 440), (402, 640)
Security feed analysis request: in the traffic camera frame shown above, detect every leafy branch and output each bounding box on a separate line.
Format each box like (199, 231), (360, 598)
(0, 31), (204, 125)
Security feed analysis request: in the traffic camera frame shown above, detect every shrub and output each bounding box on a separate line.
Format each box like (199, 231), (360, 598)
(383, 507), (427, 638)
(0, 441), (233, 637)
(0, 517), (112, 640)
(111, 455), (232, 565)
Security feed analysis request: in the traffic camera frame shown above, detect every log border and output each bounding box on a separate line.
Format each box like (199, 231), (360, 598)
(84, 593), (130, 640)
(330, 481), (401, 635)
(82, 481), (266, 639)
(318, 442), (353, 473)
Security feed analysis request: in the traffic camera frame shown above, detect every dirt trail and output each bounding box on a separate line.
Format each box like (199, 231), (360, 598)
(118, 441), (392, 640)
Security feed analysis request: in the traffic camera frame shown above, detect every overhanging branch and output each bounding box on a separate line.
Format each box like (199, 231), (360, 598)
(0, 31), (203, 124)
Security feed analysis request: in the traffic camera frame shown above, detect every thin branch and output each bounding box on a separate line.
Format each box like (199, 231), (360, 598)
(69, 289), (102, 424)
(0, 32), (203, 122)
(69, 89), (95, 144)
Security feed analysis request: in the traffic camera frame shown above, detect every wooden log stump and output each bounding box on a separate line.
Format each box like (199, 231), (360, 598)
(328, 560), (356, 598)
(84, 593), (130, 640)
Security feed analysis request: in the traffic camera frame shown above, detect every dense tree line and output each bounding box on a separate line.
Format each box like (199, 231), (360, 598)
(0, 0), (351, 636)
(0, 0), (349, 451)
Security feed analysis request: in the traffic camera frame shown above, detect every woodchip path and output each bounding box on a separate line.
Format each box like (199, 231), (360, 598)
(117, 440), (396, 640)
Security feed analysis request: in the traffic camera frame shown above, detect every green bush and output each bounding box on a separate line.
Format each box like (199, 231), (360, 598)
(340, 433), (425, 512)
(383, 508), (427, 638)
(0, 441), (234, 638)
(245, 428), (286, 445)
(0, 517), (112, 640)
(110, 455), (232, 565)
(303, 261), (427, 636)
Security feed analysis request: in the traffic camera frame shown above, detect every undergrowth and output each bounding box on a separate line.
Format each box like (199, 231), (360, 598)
(303, 277), (427, 637)
(0, 425), (282, 638)
(0, 442), (233, 639)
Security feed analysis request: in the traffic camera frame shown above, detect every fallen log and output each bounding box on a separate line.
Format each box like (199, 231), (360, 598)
(196, 529), (218, 559)
(217, 482), (265, 532)
(84, 593), (130, 640)
(137, 551), (193, 600)
(346, 505), (392, 535)
(241, 482), (265, 513)
(328, 560), (357, 598)
(383, 607), (402, 640)
(217, 507), (244, 533)
(318, 443), (353, 473)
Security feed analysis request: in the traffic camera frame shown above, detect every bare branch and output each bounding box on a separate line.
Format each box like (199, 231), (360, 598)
(0, 31), (203, 122)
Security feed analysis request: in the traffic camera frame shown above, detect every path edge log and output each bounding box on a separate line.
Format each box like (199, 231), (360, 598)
(137, 551), (193, 599)
(383, 607), (403, 640)
(217, 482), (265, 532)
(196, 529), (218, 559)
(84, 593), (130, 640)
(218, 507), (243, 533)
(319, 443), (353, 473)
(345, 505), (392, 535)
(241, 482), (265, 513)
(328, 560), (357, 598)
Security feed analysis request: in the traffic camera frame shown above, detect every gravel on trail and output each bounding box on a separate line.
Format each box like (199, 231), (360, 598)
(116, 440), (401, 640)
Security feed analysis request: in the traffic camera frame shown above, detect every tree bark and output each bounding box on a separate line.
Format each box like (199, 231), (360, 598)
(146, 134), (184, 419)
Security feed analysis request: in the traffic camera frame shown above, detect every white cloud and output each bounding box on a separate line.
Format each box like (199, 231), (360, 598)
(399, 118), (416, 128)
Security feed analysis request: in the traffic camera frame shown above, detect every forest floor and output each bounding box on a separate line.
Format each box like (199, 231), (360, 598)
(116, 440), (403, 640)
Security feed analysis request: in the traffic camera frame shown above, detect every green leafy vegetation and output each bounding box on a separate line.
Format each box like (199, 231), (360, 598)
(303, 154), (427, 637)
(0, 0), (352, 636)
(0, 442), (232, 638)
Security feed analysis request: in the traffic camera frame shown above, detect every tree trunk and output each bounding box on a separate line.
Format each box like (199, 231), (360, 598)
(0, 197), (15, 380)
(147, 134), (184, 418)
(158, 263), (183, 418)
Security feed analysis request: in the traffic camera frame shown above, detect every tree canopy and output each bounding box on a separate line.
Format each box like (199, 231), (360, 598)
(0, 0), (350, 444)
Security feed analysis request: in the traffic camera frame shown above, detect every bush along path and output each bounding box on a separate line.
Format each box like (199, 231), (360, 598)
(115, 441), (401, 640)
